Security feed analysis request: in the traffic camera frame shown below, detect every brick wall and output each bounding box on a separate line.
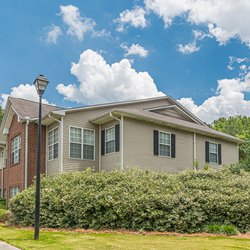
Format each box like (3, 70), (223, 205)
(0, 114), (46, 200)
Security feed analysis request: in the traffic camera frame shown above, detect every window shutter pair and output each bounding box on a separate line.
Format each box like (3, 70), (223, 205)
(101, 124), (120, 155)
(153, 130), (176, 158)
(205, 141), (222, 164)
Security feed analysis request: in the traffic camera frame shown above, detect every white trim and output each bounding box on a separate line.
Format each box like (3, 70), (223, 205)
(105, 126), (115, 155)
(158, 130), (171, 158)
(45, 125), (48, 176)
(48, 126), (59, 161)
(69, 126), (95, 161)
(193, 132), (196, 169)
(24, 120), (30, 189)
(120, 116), (124, 170)
(99, 125), (102, 172)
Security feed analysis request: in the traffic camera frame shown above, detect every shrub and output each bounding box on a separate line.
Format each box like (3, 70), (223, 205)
(0, 208), (8, 222)
(205, 224), (239, 235)
(0, 198), (6, 210)
(9, 168), (250, 233)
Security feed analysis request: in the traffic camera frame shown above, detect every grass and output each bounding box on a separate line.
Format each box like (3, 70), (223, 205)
(0, 225), (250, 250)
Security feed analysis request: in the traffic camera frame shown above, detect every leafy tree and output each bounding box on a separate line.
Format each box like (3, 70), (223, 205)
(211, 116), (250, 170)
(0, 106), (3, 125)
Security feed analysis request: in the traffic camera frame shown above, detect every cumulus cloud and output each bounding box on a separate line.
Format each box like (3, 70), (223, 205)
(121, 43), (149, 57)
(59, 5), (95, 41)
(115, 6), (148, 32)
(46, 24), (62, 44)
(178, 74), (250, 123)
(144, 0), (250, 47)
(177, 43), (199, 55)
(0, 84), (51, 109)
(56, 49), (164, 104)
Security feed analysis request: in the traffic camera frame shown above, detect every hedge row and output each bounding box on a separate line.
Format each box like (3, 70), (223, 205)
(10, 167), (250, 233)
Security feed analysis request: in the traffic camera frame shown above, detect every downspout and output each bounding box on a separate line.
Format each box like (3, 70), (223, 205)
(109, 112), (123, 170)
(0, 145), (5, 198)
(193, 132), (197, 170)
(99, 125), (101, 172)
(48, 114), (63, 173)
(24, 119), (30, 189)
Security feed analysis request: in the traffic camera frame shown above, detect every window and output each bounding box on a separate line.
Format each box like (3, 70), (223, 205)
(70, 127), (95, 160)
(159, 132), (171, 157)
(105, 127), (115, 154)
(11, 135), (21, 165)
(10, 186), (20, 198)
(209, 142), (218, 164)
(48, 127), (59, 160)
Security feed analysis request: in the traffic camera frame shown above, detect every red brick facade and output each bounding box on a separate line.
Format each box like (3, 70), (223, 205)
(0, 114), (46, 200)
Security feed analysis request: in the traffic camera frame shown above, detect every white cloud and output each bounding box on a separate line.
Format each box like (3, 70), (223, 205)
(177, 43), (199, 54)
(91, 29), (111, 38)
(115, 6), (148, 32)
(144, 0), (250, 47)
(59, 5), (95, 41)
(56, 49), (164, 104)
(121, 43), (149, 57)
(178, 74), (250, 123)
(0, 84), (51, 109)
(46, 24), (62, 44)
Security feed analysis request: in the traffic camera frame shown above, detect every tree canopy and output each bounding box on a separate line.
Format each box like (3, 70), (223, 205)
(0, 106), (3, 125)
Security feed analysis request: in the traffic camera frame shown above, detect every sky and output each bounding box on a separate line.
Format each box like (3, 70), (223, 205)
(1, 0), (250, 123)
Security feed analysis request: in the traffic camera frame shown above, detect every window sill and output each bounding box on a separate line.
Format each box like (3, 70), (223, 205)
(10, 162), (20, 167)
(155, 155), (172, 159)
(69, 157), (95, 161)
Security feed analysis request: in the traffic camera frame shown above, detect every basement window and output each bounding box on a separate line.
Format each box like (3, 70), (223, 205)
(11, 134), (21, 165)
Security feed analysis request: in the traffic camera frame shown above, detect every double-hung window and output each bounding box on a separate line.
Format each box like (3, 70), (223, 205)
(105, 127), (115, 154)
(48, 127), (59, 160)
(159, 132), (171, 157)
(11, 135), (21, 165)
(70, 127), (95, 160)
(10, 186), (20, 198)
(209, 142), (218, 164)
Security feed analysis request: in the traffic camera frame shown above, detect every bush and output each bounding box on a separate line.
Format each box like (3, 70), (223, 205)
(0, 198), (6, 210)
(0, 208), (8, 222)
(9, 168), (250, 233)
(205, 224), (239, 235)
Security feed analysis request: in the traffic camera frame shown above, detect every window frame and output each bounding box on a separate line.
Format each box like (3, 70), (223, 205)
(48, 126), (59, 161)
(208, 141), (219, 164)
(158, 130), (171, 158)
(105, 126), (116, 155)
(11, 134), (21, 165)
(10, 186), (20, 198)
(69, 126), (95, 161)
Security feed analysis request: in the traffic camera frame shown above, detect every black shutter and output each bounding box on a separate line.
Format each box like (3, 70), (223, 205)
(153, 130), (159, 155)
(205, 141), (209, 163)
(101, 130), (105, 155)
(115, 124), (120, 152)
(171, 134), (176, 158)
(218, 144), (222, 165)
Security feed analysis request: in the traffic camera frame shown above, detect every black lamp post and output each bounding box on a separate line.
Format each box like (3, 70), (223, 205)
(33, 74), (49, 240)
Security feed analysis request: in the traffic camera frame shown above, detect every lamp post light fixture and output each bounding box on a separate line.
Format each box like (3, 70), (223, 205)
(33, 74), (49, 240)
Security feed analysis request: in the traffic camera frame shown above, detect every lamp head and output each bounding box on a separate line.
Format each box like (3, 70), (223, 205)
(33, 74), (49, 96)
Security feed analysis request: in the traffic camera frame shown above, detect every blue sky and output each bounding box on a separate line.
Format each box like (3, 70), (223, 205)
(1, 0), (250, 123)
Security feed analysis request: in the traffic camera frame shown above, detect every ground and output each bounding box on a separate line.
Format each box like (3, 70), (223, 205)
(0, 225), (250, 250)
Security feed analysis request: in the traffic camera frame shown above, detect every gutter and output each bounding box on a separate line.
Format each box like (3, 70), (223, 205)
(109, 112), (124, 170)
(48, 114), (63, 173)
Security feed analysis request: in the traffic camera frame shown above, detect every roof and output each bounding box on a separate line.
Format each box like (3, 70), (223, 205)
(9, 97), (61, 120)
(91, 108), (242, 143)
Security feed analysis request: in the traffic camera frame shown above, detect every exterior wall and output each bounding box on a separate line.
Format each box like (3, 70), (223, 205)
(123, 117), (194, 173)
(47, 121), (60, 176)
(196, 134), (238, 168)
(62, 98), (172, 173)
(27, 122), (46, 186)
(100, 120), (120, 171)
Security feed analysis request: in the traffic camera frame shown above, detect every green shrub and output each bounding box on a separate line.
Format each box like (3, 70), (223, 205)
(9, 168), (250, 233)
(0, 198), (6, 209)
(0, 208), (8, 222)
(205, 224), (239, 235)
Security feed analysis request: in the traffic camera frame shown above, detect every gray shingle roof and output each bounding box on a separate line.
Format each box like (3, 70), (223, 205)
(9, 97), (60, 119)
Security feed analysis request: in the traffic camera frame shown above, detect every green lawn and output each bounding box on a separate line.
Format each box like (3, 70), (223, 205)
(0, 225), (250, 250)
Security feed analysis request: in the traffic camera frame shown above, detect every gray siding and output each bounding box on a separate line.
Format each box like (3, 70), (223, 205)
(62, 98), (172, 173)
(196, 134), (238, 168)
(123, 117), (194, 173)
(47, 122), (60, 176)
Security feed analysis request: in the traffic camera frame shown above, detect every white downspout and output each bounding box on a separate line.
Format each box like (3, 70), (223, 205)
(109, 112), (123, 170)
(193, 132), (197, 170)
(48, 114), (63, 173)
(0, 145), (5, 198)
(45, 125), (48, 176)
(99, 125), (101, 172)
(24, 119), (30, 189)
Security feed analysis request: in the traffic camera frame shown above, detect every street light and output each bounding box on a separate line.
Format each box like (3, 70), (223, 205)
(33, 74), (49, 240)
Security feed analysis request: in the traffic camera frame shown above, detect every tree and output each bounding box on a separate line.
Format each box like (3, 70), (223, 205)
(211, 116), (250, 169)
(0, 106), (3, 125)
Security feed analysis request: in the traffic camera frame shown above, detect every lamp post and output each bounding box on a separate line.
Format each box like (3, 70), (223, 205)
(33, 74), (49, 240)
